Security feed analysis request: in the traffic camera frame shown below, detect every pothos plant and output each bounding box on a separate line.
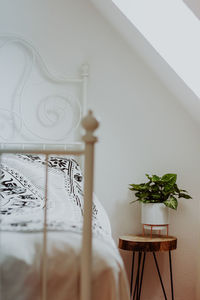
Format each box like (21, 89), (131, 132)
(129, 173), (192, 210)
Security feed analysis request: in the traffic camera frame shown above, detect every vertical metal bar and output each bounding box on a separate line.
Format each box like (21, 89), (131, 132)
(153, 252), (167, 300)
(81, 64), (89, 117)
(80, 142), (94, 300)
(80, 64), (89, 169)
(81, 111), (98, 300)
(41, 154), (49, 300)
(138, 252), (146, 299)
(130, 252), (135, 297)
(169, 251), (174, 300)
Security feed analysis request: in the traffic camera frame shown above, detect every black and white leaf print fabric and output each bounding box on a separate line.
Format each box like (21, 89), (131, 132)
(0, 154), (111, 237)
(0, 163), (43, 217)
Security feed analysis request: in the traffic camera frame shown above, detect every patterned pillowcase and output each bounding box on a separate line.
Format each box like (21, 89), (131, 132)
(17, 154), (85, 213)
(0, 154), (110, 237)
(0, 154), (83, 228)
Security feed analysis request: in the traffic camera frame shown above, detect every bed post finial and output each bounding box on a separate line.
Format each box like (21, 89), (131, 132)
(82, 110), (99, 143)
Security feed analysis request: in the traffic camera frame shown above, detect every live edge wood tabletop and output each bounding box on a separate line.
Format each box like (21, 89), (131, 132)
(119, 234), (177, 252)
(118, 234), (177, 300)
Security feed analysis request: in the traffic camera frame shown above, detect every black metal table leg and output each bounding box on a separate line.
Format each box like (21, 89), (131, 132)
(130, 252), (146, 300)
(130, 251), (174, 300)
(133, 252), (142, 300)
(130, 252), (135, 297)
(169, 251), (174, 300)
(153, 252), (167, 300)
(138, 252), (146, 299)
(136, 253), (140, 299)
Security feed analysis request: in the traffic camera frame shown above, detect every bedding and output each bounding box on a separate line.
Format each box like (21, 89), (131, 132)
(0, 154), (129, 300)
(0, 154), (110, 237)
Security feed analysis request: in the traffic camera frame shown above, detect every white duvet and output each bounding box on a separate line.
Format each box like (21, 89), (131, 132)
(0, 231), (129, 300)
(0, 154), (129, 300)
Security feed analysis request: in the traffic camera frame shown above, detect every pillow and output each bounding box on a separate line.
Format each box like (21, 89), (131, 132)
(0, 154), (111, 238)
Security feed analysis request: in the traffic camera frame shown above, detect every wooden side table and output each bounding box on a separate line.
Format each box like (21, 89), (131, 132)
(119, 234), (177, 300)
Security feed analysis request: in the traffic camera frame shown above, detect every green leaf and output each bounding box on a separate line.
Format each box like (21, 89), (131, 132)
(178, 193), (192, 199)
(163, 184), (175, 193)
(151, 185), (160, 191)
(140, 198), (151, 203)
(139, 192), (149, 198)
(129, 183), (148, 191)
(129, 173), (191, 207)
(164, 196), (178, 210)
(174, 184), (180, 193)
(129, 184), (141, 188)
(162, 190), (170, 196)
(162, 174), (177, 184)
(163, 175), (177, 193)
(135, 192), (141, 197)
(152, 175), (160, 182)
(151, 194), (161, 200)
(145, 174), (152, 181)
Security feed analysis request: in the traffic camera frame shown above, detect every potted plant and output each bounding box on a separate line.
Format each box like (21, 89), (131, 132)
(129, 173), (192, 229)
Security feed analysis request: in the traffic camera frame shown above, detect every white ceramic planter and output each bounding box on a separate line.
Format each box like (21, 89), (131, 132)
(141, 203), (169, 230)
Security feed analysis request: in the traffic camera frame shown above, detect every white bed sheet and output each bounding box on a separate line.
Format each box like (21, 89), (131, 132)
(0, 231), (129, 300)
(0, 154), (129, 299)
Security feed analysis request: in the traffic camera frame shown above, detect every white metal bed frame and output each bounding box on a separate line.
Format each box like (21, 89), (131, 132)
(0, 35), (98, 300)
(0, 34), (89, 144)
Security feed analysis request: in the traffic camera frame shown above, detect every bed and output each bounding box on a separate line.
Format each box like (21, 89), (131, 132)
(0, 35), (129, 300)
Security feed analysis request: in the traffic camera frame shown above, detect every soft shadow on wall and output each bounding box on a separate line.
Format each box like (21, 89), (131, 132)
(183, 0), (200, 19)
(111, 190), (141, 242)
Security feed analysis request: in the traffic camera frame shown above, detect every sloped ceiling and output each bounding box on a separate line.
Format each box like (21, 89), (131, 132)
(184, 0), (200, 19)
(91, 0), (200, 124)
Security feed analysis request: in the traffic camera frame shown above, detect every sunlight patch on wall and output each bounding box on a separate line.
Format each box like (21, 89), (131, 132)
(112, 0), (200, 98)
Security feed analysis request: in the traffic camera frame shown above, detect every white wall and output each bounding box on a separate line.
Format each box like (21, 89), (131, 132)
(0, 0), (200, 299)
